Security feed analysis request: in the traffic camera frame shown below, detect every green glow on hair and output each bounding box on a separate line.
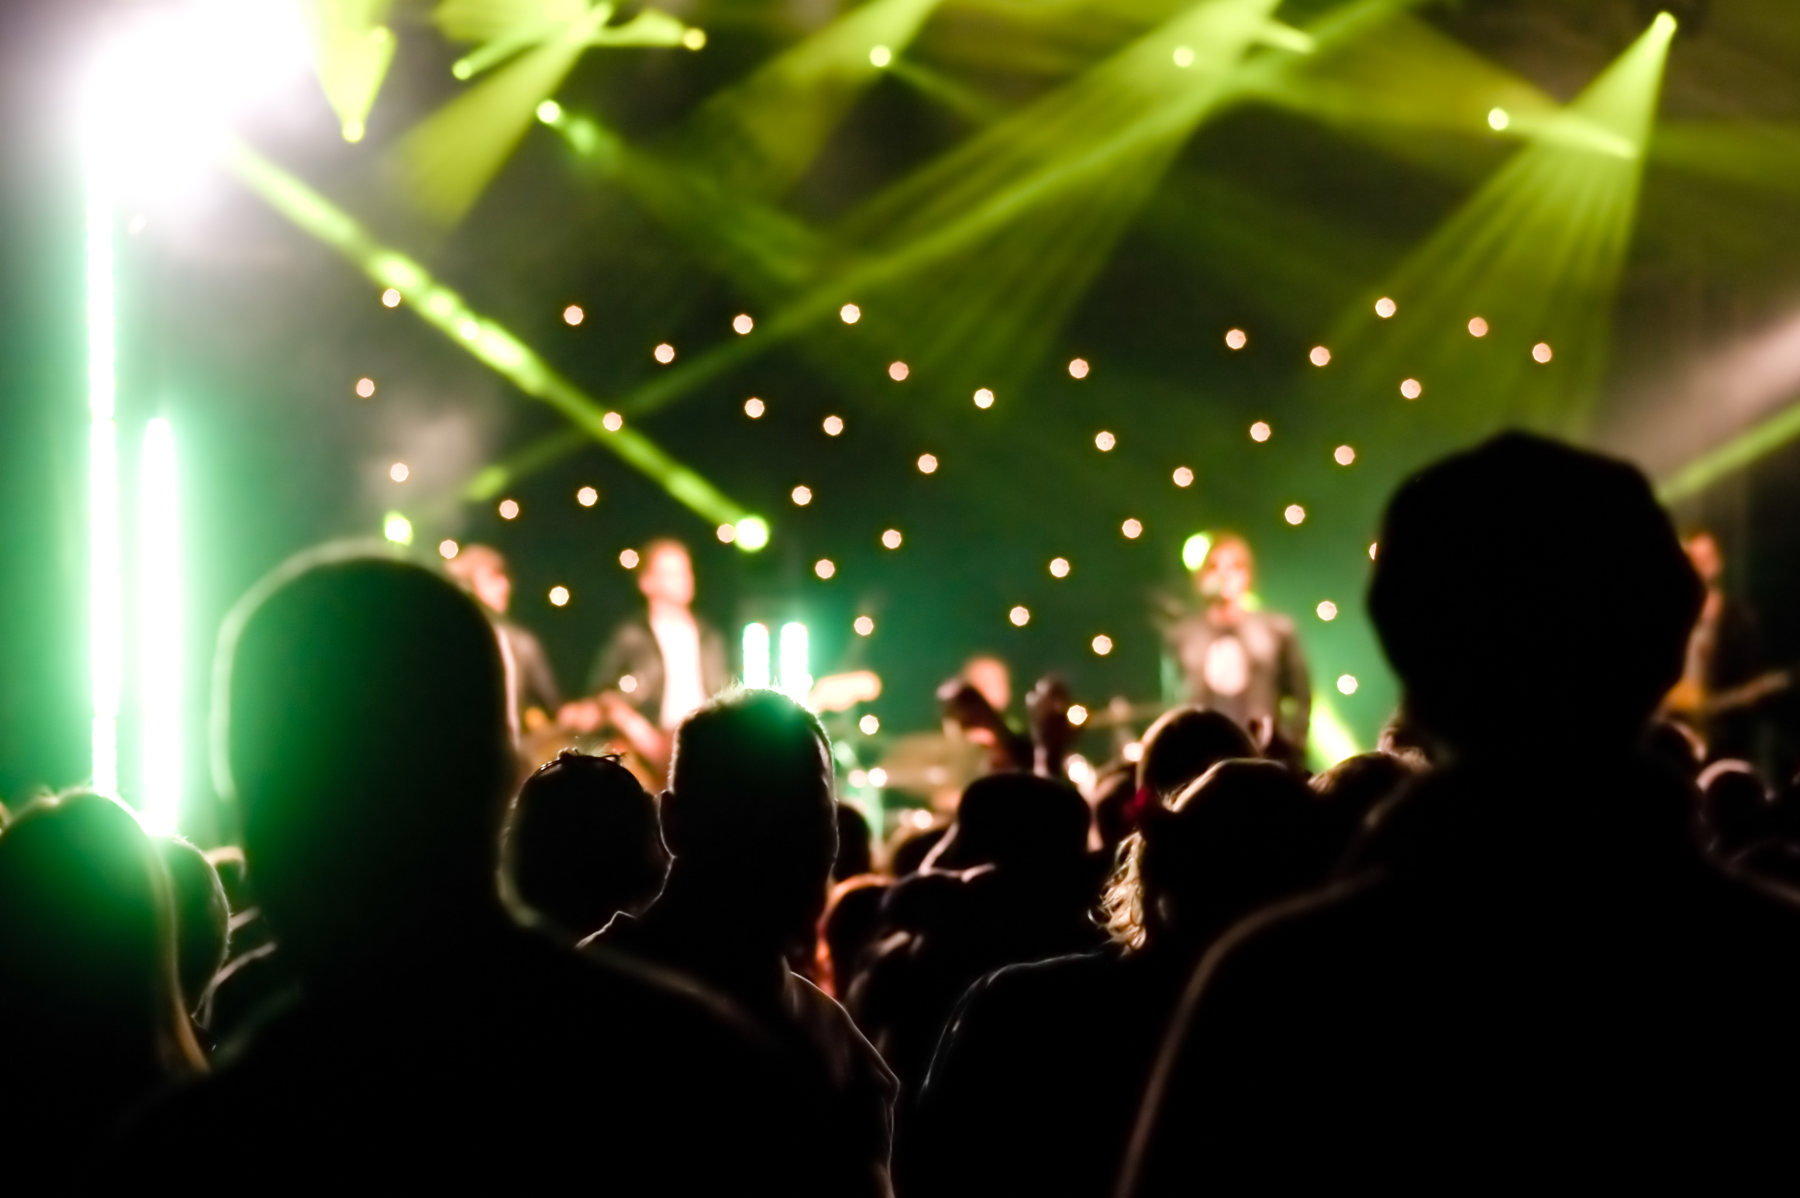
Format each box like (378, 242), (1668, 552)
(137, 418), (182, 834)
(224, 141), (752, 534)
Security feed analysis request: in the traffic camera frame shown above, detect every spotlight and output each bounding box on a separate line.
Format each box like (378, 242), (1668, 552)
(383, 512), (412, 545)
(1173, 45), (1196, 68)
(869, 45), (892, 67)
(735, 517), (770, 551)
(1487, 107), (1510, 132)
(536, 100), (563, 125)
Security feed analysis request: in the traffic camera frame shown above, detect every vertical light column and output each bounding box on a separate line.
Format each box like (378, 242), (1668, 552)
(742, 622), (771, 689)
(137, 418), (180, 833)
(86, 99), (121, 796)
(778, 622), (812, 702)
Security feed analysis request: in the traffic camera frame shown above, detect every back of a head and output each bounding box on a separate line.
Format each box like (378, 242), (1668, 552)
(1310, 752), (1418, 851)
(155, 837), (231, 1015)
(1369, 433), (1700, 756)
(1697, 760), (1771, 856)
(930, 771), (1091, 875)
(504, 751), (668, 938)
(0, 794), (197, 1070)
(1105, 761), (1330, 952)
(834, 803), (874, 880)
(1138, 707), (1256, 798)
(664, 687), (837, 890)
(217, 551), (514, 962)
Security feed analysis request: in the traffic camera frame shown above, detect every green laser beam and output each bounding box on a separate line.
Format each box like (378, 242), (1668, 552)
(224, 140), (757, 534)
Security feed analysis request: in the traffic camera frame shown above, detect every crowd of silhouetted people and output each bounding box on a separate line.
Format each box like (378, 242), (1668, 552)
(9, 431), (1800, 1193)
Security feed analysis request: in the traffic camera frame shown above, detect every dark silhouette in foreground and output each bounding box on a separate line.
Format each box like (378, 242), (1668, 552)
(912, 760), (1334, 1198)
(585, 687), (898, 1196)
(1121, 433), (1800, 1192)
(113, 552), (845, 1191)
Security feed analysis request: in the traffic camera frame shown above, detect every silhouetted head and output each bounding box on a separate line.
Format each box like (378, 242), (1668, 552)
(886, 818), (948, 877)
(1102, 760), (1330, 953)
(821, 874), (890, 995)
(503, 751), (670, 939)
(154, 837), (230, 1015)
(637, 538), (695, 609)
(216, 551), (516, 976)
(1369, 433), (1700, 756)
(662, 688), (836, 945)
(1697, 760), (1771, 857)
(1310, 752), (1419, 851)
(926, 772), (1090, 877)
(1138, 706), (1256, 798)
(0, 793), (202, 1072)
(446, 542), (512, 615)
(1091, 764), (1142, 861)
(834, 803), (874, 881)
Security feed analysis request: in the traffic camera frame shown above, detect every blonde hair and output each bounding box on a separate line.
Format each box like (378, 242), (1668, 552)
(1097, 831), (1151, 951)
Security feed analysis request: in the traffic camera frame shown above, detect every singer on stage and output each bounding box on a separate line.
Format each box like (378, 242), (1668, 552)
(1165, 533), (1311, 753)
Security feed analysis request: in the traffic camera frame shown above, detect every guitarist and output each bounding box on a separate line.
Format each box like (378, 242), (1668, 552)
(565, 539), (729, 777)
(1669, 528), (1765, 759)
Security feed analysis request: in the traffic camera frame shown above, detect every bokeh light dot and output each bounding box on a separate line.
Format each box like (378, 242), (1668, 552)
(1334, 444), (1356, 466)
(881, 528), (903, 549)
(1095, 430), (1116, 452)
(869, 44), (892, 68)
(498, 498), (520, 520)
(859, 713), (881, 735)
(1121, 518), (1143, 539)
(917, 453), (938, 474)
(1172, 45), (1195, 68)
(1316, 600), (1339, 622)
(438, 539), (459, 560)
(840, 303), (861, 324)
(1068, 357), (1090, 379)
(576, 485), (598, 507)
(1049, 557), (1070, 578)
(1092, 634), (1114, 656)
(620, 549), (640, 568)
(1338, 674), (1360, 695)
(1284, 504), (1306, 525)
(1533, 342), (1553, 363)
(854, 615), (875, 637)
(716, 523), (736, 544)
(653, 342), (676, 363)
(791, 485), (812, 506)
(1009, 606), (1030, 627)
(381, 288), (401, 308)
(563, 304), (584, 326)
(355, 377), (376, 399)
(1173, 466), (1194, 488)
(732, 313), (754, 335)
(888, 361), (909, 381)
(1067, 704), (1088, 726)
(973, 388), (995, 409)
(744, 397), (765, 418)
(1375, 297), (1397, 318)
(548, 586), (570, 607)
(1224, 328), (1247, 350)
(814, 558), (836, 580)
(1250, 421), (1271, 443)
(1310, 345), (1332, 367)
(1468, 316), (1489, 338)
(1400, 378), (1422, 400)
(822, 415), (844, 436)
(389, 461), (409, 482)
(602, 411), (623, 431)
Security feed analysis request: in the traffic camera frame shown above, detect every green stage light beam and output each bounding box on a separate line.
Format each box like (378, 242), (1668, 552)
(86, 100), (122, 796)
(779, 622), (812, 701)
(436, 0), (692, 80)
(137, 418), (182, 834)
(307, 0), (397, 142)
(1308, 693), (1363, 768)
(681, 0), (943, 198)
(1657, 396), (1800, 505)
(1322, 12), (1677, 440)
(225, 141), (760, 538)
(397, 2), (691, 226)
